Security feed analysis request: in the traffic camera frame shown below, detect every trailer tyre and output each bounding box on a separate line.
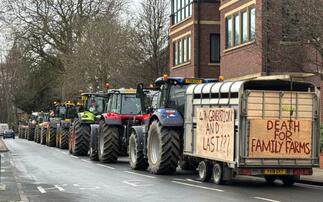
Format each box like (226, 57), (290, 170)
(198, 161), (212, 182)
(264, 175), (277, 184)
(213, 163), (225, 185)
(147, 121), (180, 175)
(281, 176), (298, 186)
(98, 124), (119, 163)
(129, 132), (148, 170)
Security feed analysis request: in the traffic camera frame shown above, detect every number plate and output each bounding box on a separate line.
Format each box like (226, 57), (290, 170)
(264, 169), (287, 175)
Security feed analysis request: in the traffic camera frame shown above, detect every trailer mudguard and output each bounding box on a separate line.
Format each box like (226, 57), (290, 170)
(151, 109), (183, 127)
(131, 125), (146, 151)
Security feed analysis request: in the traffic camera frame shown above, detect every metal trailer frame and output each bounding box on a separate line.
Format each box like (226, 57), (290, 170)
(183, 79), (320, 171)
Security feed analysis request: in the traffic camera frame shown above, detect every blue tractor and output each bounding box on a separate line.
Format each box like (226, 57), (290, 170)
(129, 76), (217, 173)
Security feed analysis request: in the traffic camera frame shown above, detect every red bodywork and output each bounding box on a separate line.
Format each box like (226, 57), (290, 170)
(102, 112), (150, 123)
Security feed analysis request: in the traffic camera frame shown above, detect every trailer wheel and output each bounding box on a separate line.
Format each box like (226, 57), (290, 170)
(212, 163), (225, 185)
(129, 132), (148, 170)
(147, 120), (180, 174)
(47, 127), (57, 147)
(281, 176), (298, 186)
(71, 119), (90, 156)
(264, 175), (277, 184)
(98, 124), (119, 163)
(198, 161), (212, 182)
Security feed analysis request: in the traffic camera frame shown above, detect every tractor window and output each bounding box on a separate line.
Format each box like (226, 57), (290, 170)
(121, 94), (141, 115)
(108, 94), (121, 114)
(87, 96), (105, 115)
(58, 106), (66, 118)
(168, 85), (188, 115)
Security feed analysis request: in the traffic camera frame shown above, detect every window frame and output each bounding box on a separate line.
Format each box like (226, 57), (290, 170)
(172, 0), (193, 25)
(210, 33), (220, 63)
(225, 5), (256, 50)
(173, 35), (192, 66)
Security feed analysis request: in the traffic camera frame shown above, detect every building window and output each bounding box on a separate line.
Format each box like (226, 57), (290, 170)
(250, 7), (256, 40)
(172, 0), (193, 25)
(234, 14), (240, 46)
(241, 10), (248, 43)
(210, 34), (220, 63)
(225, 6), (256, 49)
(226, 17), (232, 48)
(173, 35), (191, 66)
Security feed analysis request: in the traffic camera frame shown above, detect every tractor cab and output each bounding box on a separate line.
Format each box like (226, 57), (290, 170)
(154, 76), (218, 116)
(79, 93), (109, 122)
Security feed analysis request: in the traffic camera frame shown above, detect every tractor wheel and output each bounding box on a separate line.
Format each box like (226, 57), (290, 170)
(70, 119), (90, 156)
(35, 127), (41, 143)
(98, 124), (119, 163)
(27, 127), (35, 141)
(56, 128), (60, 148)
(147, 121), (180, 175)
(129, 131), (148, 170)
(89, 125), (99, 161)
(59, 128), (69, 149)
(41, 128), (47, 145)
(46, 127), (57, 147)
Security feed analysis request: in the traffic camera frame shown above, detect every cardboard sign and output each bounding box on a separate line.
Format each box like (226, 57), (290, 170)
(249, 119), (312, 158)
(196, 107), (234, 162)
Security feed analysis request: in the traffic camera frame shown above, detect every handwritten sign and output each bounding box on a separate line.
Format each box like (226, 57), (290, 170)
(196, 107), (234, 162)
(249, 119), (312, 158)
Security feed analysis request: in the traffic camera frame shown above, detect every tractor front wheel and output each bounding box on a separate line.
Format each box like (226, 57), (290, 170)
(98, 124), (119, 163)
(70, 119), (90, 156)
(129, 131), (148, 170)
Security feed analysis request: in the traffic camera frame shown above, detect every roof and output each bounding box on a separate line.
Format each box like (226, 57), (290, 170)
(108, 88), (137, 94)
(187, 79), (315, 95)
(81, 92), (109, 97)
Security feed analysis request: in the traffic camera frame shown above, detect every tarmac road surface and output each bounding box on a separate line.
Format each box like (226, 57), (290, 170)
(2, 138), (323, 202)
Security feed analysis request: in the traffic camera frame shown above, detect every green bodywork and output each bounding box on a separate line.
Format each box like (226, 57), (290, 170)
(79, 111), (95, 122)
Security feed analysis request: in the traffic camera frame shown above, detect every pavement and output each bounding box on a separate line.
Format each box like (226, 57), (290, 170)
(300, 168), (323, 186)
(0, 138), (8, 152)
(1, 138), (323, 202)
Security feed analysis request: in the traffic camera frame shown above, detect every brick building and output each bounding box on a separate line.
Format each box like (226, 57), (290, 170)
(169, 0), (221, 78)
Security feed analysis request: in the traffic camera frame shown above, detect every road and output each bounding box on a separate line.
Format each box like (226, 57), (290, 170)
(2, 138), (323, 202)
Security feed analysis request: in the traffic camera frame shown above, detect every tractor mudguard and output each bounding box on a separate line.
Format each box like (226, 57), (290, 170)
(131, 125), (146, 151)
(151, 109), (183, 127)
(102, 113), (122, 125)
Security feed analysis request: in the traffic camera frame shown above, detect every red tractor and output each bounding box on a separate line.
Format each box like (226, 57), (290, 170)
(92, 88), (157, 163)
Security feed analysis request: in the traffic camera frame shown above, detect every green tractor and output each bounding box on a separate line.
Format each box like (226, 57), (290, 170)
(56, 102), (79, 149)
(69, 93), (108, 156)
(46, 102), (64, 147)
(26, 112), (39, 141)
(34, 112), (49, 143)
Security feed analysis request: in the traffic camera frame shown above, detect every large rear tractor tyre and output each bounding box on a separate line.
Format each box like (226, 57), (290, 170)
(89, 125), (99, 161)
(27, 127), (35, 141)
(129, 132), (148, 170)
(70, 120), (90, 156)
(98, 124), (119, 163)
(41, 128), (48, 145)
(34, 127), (41, 143)
(147, 121), (180, 175)
(46, 127), (57, 147)
(59, 128), (69, 149)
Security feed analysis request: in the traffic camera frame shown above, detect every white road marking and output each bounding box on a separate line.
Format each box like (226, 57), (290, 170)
(254, 197), (280, 202)
(71, 156), (79, 159)
(96, 164), (115, 170)
(122, 180), (152, 187)
(73, 184), (80, 187)
(186, 178), (202, 184)
(37, 186), (47, 194)
(0, 169), (5, 173)
(124, 171), (156, 179)
(79, 186), (101, 190)
(171, 181), (224, 192)
(81, 159), (91, 163)
(54, 185), (65, 192)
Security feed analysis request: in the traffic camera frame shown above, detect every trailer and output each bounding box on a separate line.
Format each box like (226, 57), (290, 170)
(181, 79), (320, 185)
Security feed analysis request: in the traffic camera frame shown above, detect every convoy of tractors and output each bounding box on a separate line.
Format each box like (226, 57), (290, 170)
(17, 75), (321, 186)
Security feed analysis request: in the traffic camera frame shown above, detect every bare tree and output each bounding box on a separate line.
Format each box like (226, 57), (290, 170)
(135, 0), (169, 80)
